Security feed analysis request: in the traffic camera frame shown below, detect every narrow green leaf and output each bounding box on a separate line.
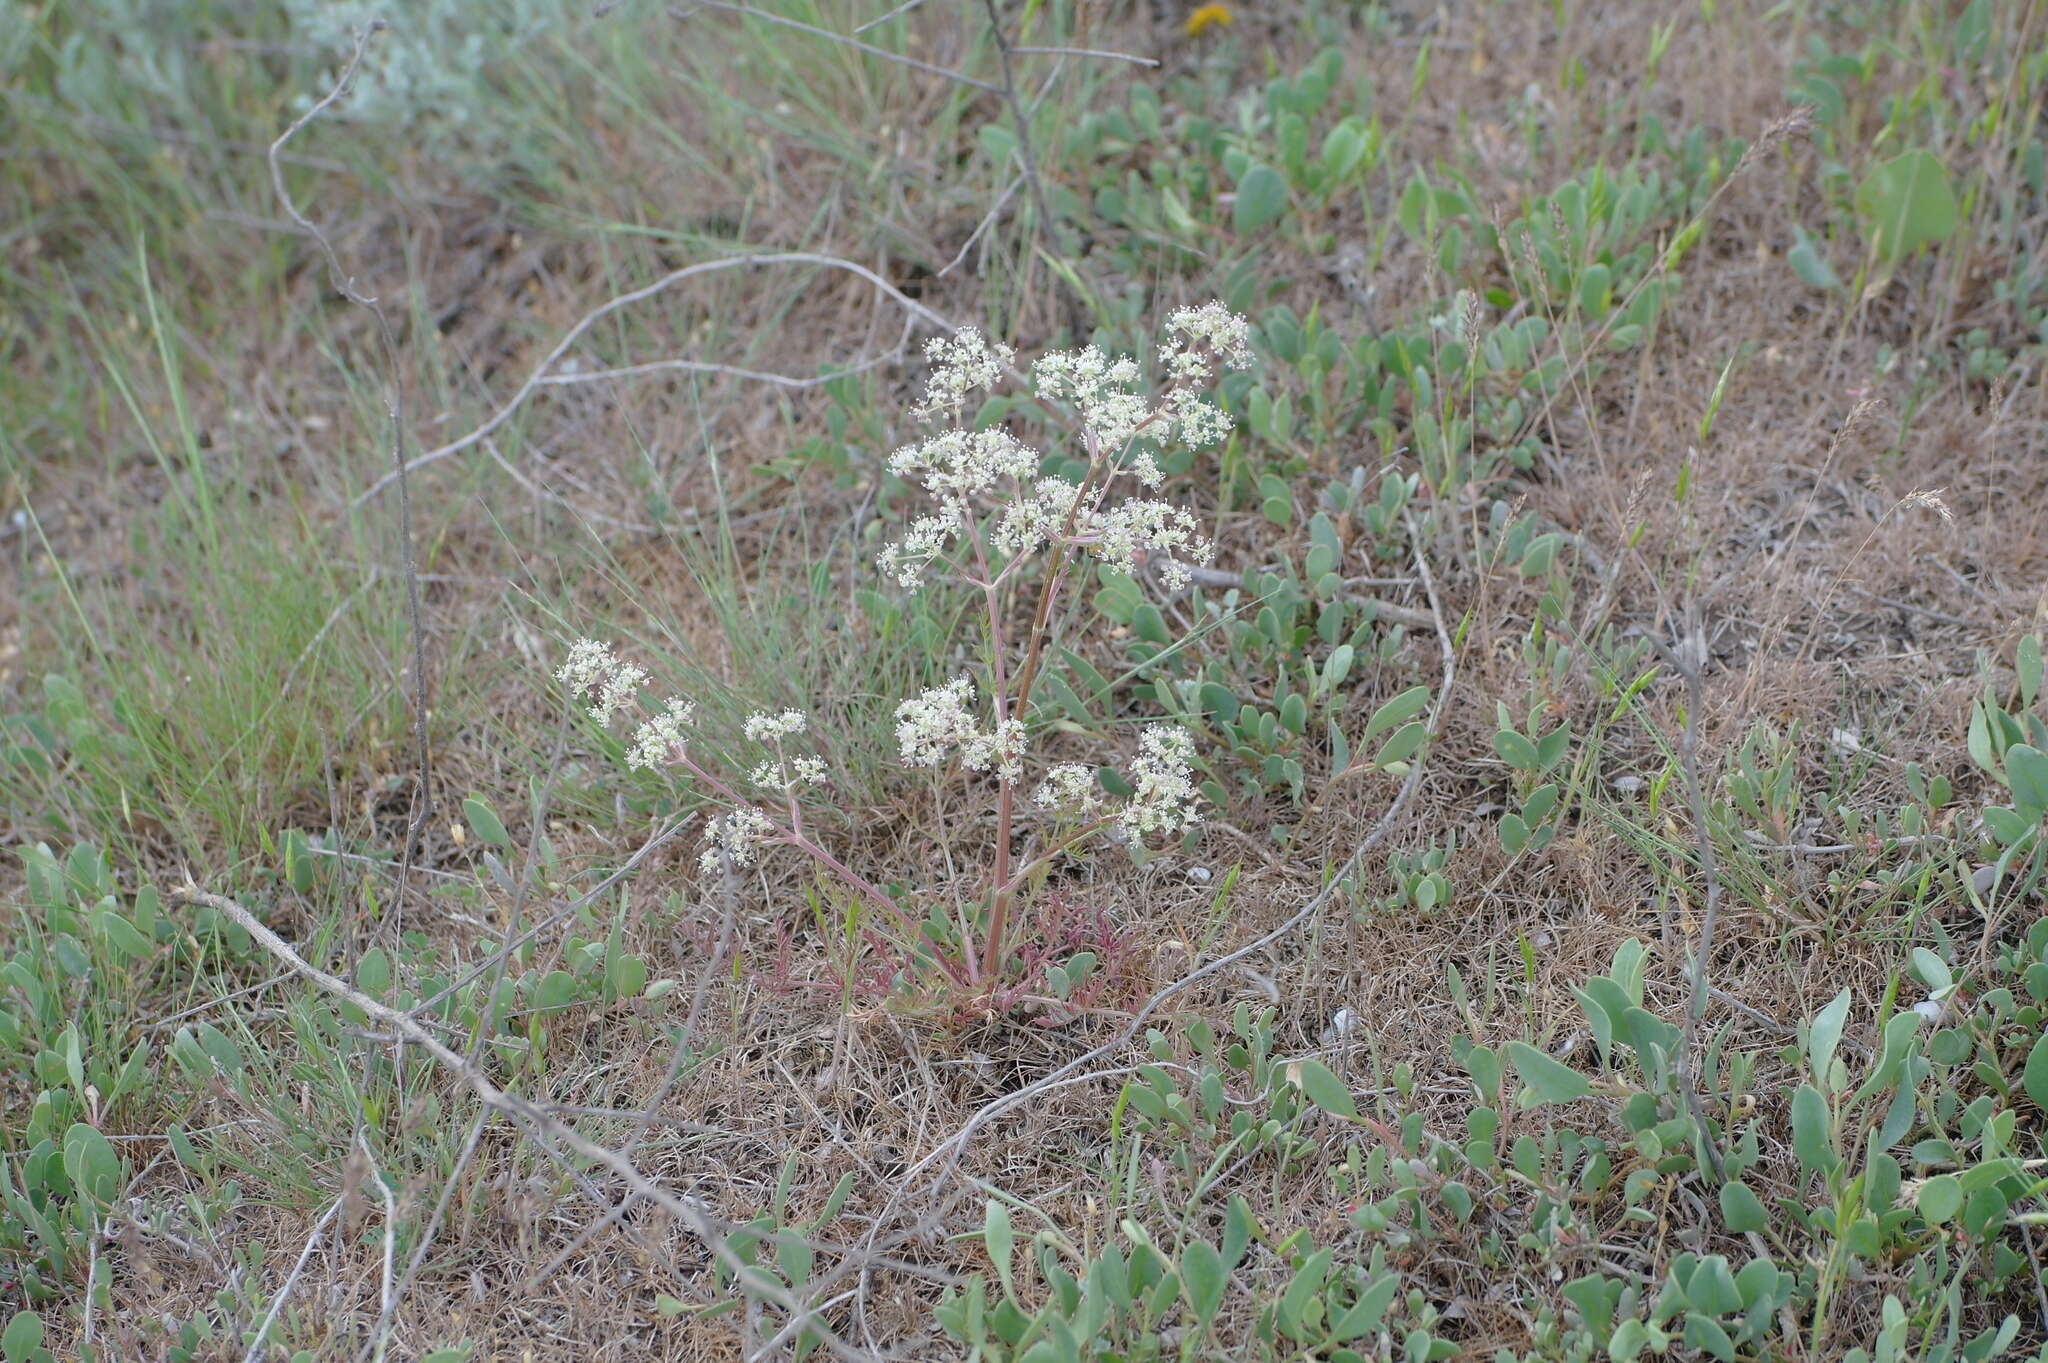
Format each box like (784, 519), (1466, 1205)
(462, 796), (512, 849)
(1808, 988), (1851, 1083)
(983, 1201), (1015, 1301)
(1360, 686), (1430, 748)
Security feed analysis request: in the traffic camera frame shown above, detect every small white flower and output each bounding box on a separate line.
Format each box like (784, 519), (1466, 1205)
(1033, 346), (1151, 451)
(1034, 763), (1103, 816)
(963, 717), (1027, 782)
(1119, 724), (1203, 840)
(1087, 499), (1215, 590)
(1160, 386), (1234, 448)
(992, 477), (1080, 561)
(889, 427), (1040, 499)
(556, 638), (648, 726)
(877, 513), (959, 590)
(699, 807), (775, 874)
(743, 709), (809, 743)
(627, 697), (696, 770)
(747, 753), (830, 790)
(915, 329), (1015, 423)
(1159, 301), (1253, 378)
(895, 677), (981, 767)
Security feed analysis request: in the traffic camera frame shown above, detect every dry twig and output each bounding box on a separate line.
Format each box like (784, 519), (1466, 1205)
(171, 885), (872, 1363)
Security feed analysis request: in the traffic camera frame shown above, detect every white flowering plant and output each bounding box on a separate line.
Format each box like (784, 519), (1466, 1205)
(555, 303), (1253, 1009)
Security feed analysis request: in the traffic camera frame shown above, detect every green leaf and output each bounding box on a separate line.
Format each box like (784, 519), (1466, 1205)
(1293, 1058), (1357, 1118)
(1493, 729), (1541, 772)
(462, 797), (512, 849)
(2022, 1032), (2048, 1114)
(2020, 636), (2043, 709)
(1719, 1181), (1768, 1233)
(2, 1313), (44, 1363)
(1918, 1173), (1962, 1224)
(2004, 745), (2048, 814)
(1808, 988), (1852, 1082)
(1181, 1241), (1226, 1327)
(1234, 164), (1289, 235)
(1505, 1041), (1594, 1105)
(1791, 1084), (1835, 1174)
(983, 1201), (1015, 1301)
(1361, 686), (1431, 748)
(282, 828), (315, 894)
(1786, 226), (1842, 290)
(356, 948), (392, 1000)
(1331, 1273), (1400, 1340)
(1909, 948), (1952, 997)
(1276, 1248), (1333, 1340)
(62, 1123), (122, 1206)
(1856, 149), (1957, 263)
(1199, 682), (1240, 723)
(1373, 721), (1428, 769)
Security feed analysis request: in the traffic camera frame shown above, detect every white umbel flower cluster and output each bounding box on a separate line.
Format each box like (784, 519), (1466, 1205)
(893, 678), (1027, 781)
(913, 329), (1015, 424)
(700, 807), (774, 874)
(749, 755), (829, 790)
(1159, 301), (1255, 378)
(1119, 725), (1204, 839)
(627, 697), (696, 770)
(888, 427), (1038, 498)
(1032, 346), (1152, 456)
(1088, 499), (1214, 590)
(878, 302), (1250, 594)
(1033, 725), (1204, 845)
(1033, 763), (1104, 816)
(989, 479), (1215, 590)
(557, 638), (647, 726)
(894, 677), (980, 767)
(743, 709), (809, 743)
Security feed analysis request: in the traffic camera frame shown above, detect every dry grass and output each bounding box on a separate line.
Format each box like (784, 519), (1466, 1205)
(4, 0), (2047, 1357)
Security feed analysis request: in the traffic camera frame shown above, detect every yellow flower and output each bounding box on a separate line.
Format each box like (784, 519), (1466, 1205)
(1185, 3), (1233, 37)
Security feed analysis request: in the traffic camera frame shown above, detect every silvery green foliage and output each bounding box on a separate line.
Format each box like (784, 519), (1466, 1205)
(285, 0), (578, 130)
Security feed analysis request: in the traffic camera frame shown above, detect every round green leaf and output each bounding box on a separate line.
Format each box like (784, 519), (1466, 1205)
(2, 1312), (45, 1363)
(1917, 1173), (1962, 1225)
(1718, 1180), (1768, 1233)
(1233, 164), (1289, 236)
(1855, 149), (1957, 263)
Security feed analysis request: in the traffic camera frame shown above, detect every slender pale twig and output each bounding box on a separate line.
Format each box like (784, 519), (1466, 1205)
(242, 1199), (343, 1363)
(172, 885), (873, 1363)
(352, 251), (972, 507)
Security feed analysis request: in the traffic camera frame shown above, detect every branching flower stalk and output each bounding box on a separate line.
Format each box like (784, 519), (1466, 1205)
(556, 304), (1252, 1000)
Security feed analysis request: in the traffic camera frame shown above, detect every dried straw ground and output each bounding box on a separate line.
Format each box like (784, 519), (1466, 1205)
(4, 0), (2046, 1358)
